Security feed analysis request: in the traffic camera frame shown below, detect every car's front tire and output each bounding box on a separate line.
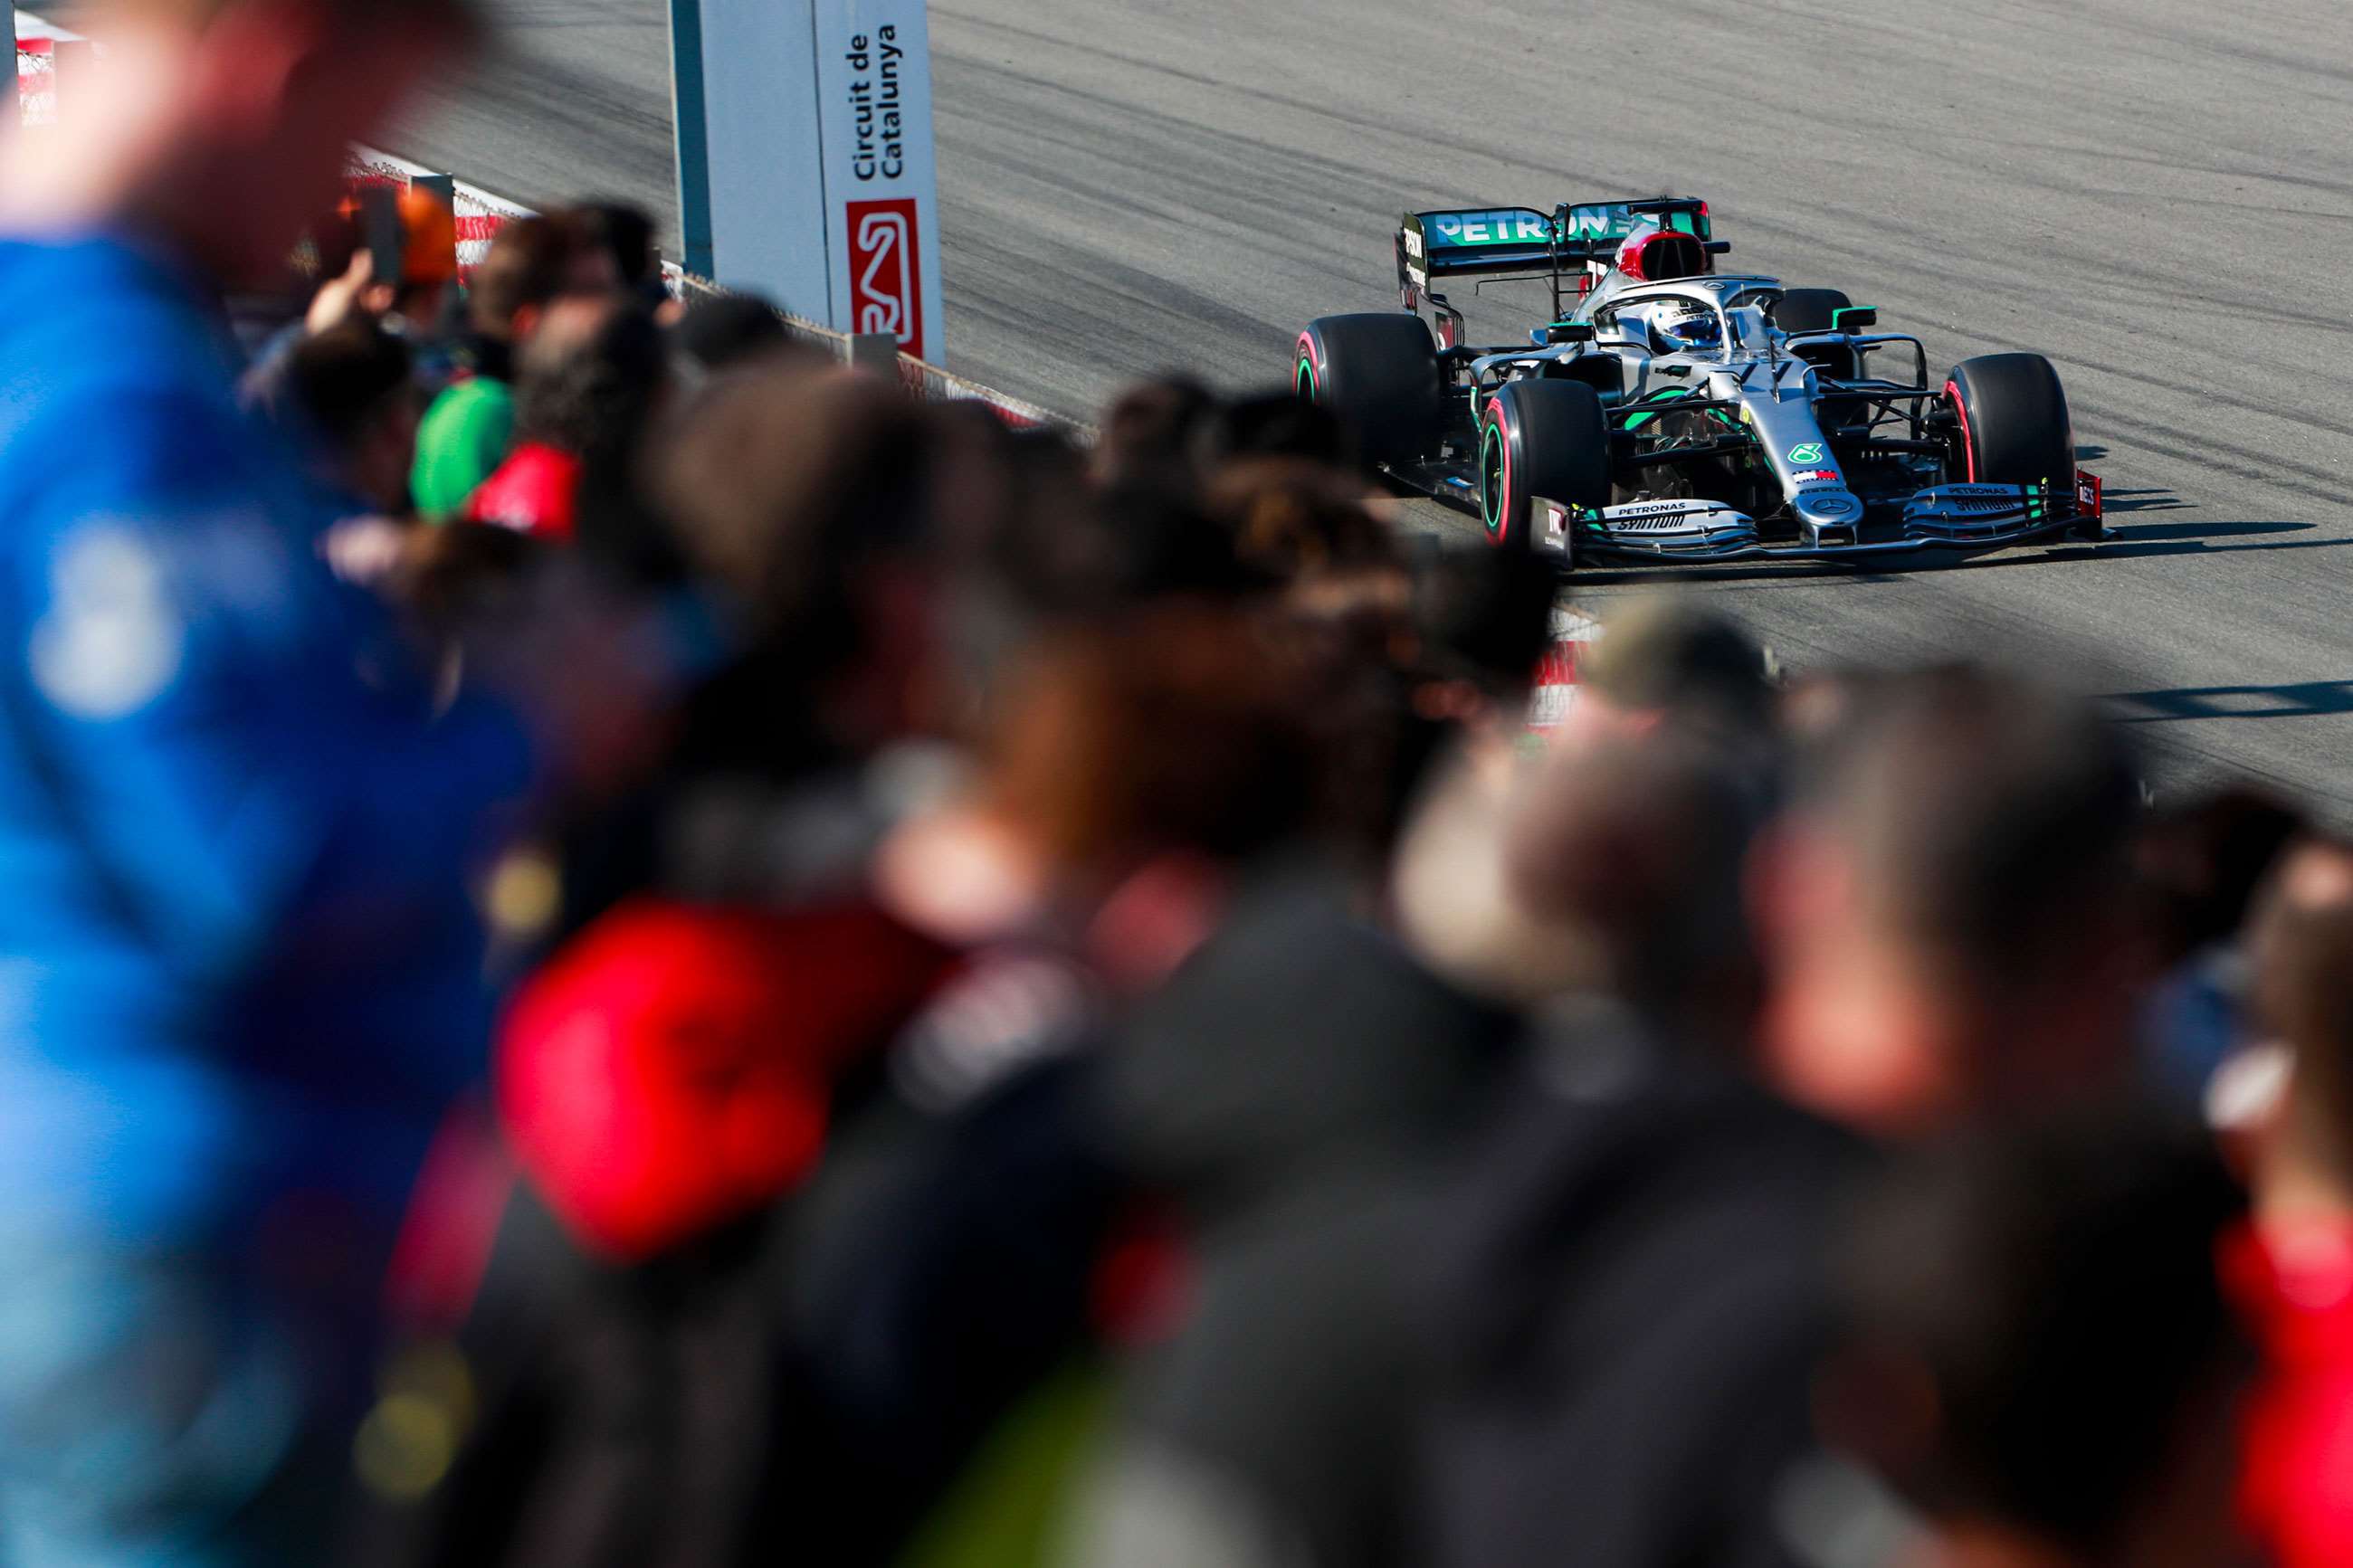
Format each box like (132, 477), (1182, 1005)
(1479, 380), (1611, 565)
(1943, 352), (2085, 537)
(1295, 313), (1443, 471)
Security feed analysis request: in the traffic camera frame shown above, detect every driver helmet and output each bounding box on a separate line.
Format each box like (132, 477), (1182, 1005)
(1653, 300), (1722, 353)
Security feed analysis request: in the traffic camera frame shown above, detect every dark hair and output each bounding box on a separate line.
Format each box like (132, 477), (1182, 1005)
(1796, 665), (2140, 981)
(671, 293), (795, 376)
(1207, 457), (1396, 584)
(2137, 786), (2304, 964)
(919, 413), (1252, 643)
(507, 299), (676, 585)
(576, 200), (658, 290)
(1406, 545), (1558, 703)
(985, 603), (1325, 870)
(914, 413), (1174, 707)
(1578, 598), (1771, 732)
(647, 366), (950, 782)
(1833, 1110), (2244, 1554)
(286, 317), (412, 447)
(1504, 733), (1767, 1022)
(1094, 375), (1222, 489)
(655, 365), (939, 670)
(1075, 480), (1264, 606)
(513, 300), (667, 458)
(1206, 391), (1351, 469)
(469, 213), (591, 336)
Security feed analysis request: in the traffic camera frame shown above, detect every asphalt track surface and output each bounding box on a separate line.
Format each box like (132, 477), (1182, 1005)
(367, 0), (2353, 810)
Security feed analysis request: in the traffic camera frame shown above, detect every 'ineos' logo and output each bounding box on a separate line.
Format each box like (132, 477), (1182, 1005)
(847, 197), (923, 360)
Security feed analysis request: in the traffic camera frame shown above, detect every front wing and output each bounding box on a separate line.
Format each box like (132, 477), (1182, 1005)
(1527, 473), (2106, 563)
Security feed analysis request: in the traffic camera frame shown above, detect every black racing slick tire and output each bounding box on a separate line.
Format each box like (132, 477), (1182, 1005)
(1943, 352), (2082, 533)
(1770, 288), (1853, 335)
(1295, 313), (1443, 470)
(1775, 288), (1863, 404)
(1478, 380), (1610, 563)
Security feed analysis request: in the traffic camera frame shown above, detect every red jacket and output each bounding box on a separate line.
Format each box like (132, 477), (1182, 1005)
(497, 898), (951, 1261)
(2225, 1218), (2353, 1568)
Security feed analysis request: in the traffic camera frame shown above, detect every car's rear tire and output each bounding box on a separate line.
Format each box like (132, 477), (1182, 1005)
(1943, 352), (2082, 534)
(1479, 380), (1611, 564)
(1770, 288), (1853, 335)
(1295, 313), (1442, 470)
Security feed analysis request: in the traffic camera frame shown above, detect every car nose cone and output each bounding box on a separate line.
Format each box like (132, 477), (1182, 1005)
(1798, 491), (1861, 526)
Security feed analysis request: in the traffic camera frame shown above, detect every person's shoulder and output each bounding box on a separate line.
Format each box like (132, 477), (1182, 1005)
(0, 233), (147, 299)
(0, 237), (241, 457)
(424, 375), (514, 426)
(0, 235), (227, 373)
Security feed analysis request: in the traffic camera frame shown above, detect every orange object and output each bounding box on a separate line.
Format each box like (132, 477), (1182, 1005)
(399, 185), (460, 287)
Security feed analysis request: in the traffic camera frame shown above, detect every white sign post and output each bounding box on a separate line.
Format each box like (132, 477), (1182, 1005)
(669, 0), (946, 364)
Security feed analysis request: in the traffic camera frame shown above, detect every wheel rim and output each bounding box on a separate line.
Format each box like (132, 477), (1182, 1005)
(1480, 418), (1507, 537)
(1296, 356), (1318, 402)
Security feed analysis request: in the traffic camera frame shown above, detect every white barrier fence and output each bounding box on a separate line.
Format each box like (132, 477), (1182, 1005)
(1528, 606), (1598, 731)
(13, 11), (79, 124)
(345, 143), (537, 280)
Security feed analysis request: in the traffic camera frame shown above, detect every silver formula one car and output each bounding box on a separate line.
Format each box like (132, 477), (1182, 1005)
(1294, 196), (2104, 565)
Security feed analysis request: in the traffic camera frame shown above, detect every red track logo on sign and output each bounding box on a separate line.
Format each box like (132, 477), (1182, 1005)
(847, 197), (923, 361)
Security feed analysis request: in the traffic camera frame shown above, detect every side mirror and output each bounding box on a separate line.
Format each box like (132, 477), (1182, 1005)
(1543, 321), (1596, 345)
(1831, 306), (1879, 331)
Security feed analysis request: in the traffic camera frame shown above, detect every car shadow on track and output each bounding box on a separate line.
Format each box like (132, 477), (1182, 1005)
(1561, 558), (1914, 587)
(1561, 518), (2339, 587)
(2107, 679), (2353, 724)
(2078, 451), (2195, 516)
(1952, 517), (2346, 574)
(2101, 489), (2195, 515)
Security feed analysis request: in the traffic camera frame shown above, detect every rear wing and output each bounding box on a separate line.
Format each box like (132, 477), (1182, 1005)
(1397, 196), (1719, 299)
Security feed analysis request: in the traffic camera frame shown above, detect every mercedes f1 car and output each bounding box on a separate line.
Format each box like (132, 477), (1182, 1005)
(1294, 196), (2104, 565)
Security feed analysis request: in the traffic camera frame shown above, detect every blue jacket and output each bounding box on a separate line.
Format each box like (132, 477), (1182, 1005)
(0, 234), (533, 1261)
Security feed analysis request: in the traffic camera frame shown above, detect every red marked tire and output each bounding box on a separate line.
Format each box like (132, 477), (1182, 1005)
(1943, 353), (2072, 489)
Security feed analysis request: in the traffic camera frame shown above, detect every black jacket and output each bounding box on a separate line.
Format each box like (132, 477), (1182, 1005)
(1415, 1035), (1869, 1568)
(1076, 864), (1519, 1568)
